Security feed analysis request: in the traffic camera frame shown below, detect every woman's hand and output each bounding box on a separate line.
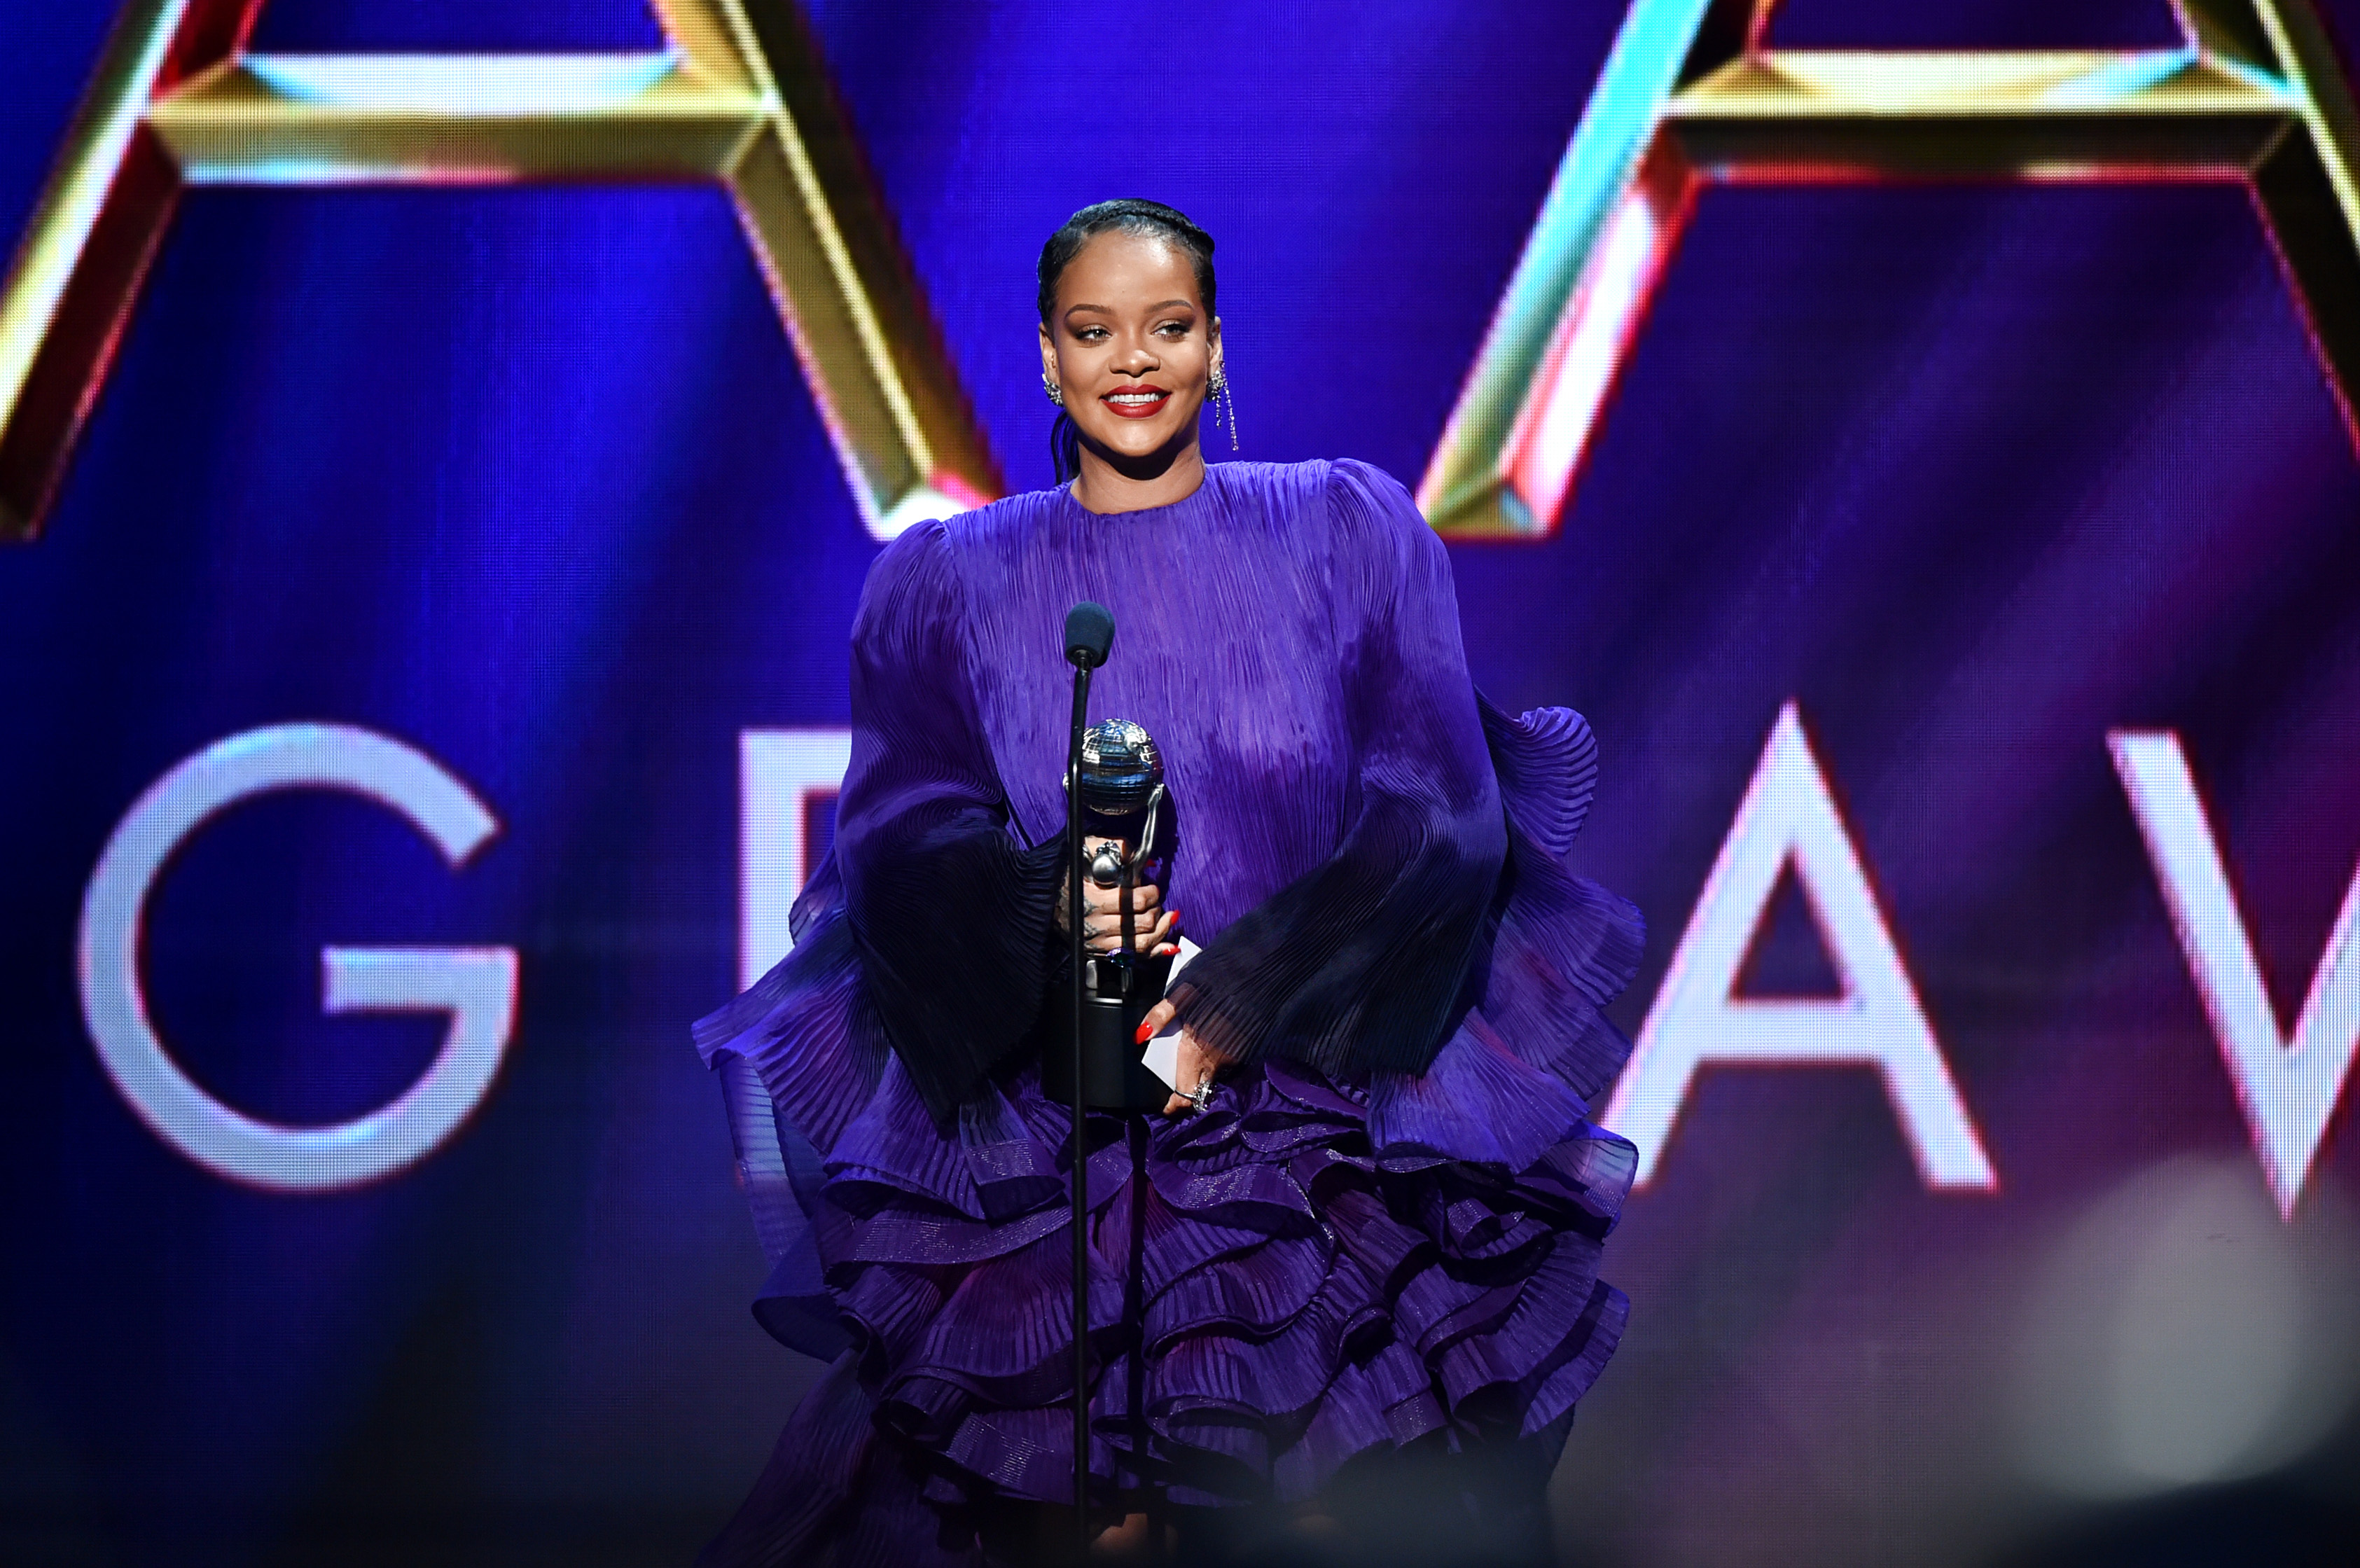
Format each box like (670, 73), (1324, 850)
(1058, 837), (1179, 954)
(1133, 998), (1230, 1116)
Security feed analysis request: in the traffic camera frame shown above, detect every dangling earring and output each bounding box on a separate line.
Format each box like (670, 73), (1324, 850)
(1042, 372), (1064, 407)
(1209, 367), (1238, 452)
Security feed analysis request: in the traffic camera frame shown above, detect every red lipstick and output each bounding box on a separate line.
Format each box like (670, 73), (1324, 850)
(1100, 384), (1172, 419)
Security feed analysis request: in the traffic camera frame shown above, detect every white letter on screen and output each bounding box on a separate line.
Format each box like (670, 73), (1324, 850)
(1606, 702), (1997, 1191)
(78, 724), (518, 1192)
(740, 729), (853, 990)
(2110, 730), (2360, 1219)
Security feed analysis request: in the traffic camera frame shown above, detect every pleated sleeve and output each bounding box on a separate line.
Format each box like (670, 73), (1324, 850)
(833, 519), (1065, 1120)
(1167, 459), (1506, 1079)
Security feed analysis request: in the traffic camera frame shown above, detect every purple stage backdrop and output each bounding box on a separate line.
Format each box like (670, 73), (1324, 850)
(4, 2), (2359, 1563)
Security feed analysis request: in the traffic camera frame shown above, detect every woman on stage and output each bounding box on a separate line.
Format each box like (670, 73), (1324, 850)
(693, 200), (1641, 1565)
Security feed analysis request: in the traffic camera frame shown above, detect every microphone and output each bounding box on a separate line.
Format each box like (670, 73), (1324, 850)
(1050, 604), (1167, 1547)
(1054, 595), (1127, 1543)
(1064, 600), (1113, 669)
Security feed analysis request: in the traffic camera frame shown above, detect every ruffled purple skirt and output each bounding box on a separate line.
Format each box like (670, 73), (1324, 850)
(694, 705), (1641, 1562)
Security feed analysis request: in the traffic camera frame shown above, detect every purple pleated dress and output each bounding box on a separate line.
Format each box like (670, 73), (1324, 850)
(692, 459), (1641, 1562)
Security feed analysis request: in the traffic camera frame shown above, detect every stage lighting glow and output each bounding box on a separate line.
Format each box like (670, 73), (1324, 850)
(2013, 1156), (2360, 1499)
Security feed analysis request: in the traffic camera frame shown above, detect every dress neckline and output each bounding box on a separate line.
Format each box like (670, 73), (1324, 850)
(1059, 462), (1220, 520)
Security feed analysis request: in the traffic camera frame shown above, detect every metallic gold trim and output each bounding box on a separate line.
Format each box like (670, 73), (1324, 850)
(1422, 0), (2360, 537)
(148, 57), (763, 182)
(0, 0), (999, 543)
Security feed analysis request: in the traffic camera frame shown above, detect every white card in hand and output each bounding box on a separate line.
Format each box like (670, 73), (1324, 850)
(1139, 936), (1201, 1091)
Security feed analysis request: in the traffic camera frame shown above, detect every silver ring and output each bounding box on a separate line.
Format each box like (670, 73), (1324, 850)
(1186, 1075), (1214, 1112)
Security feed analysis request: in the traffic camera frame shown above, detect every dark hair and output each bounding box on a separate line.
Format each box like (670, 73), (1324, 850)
(1036, 200), (1218, 485)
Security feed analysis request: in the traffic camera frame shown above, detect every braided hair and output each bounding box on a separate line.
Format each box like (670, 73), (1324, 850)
(1036, 200), (1218, 486)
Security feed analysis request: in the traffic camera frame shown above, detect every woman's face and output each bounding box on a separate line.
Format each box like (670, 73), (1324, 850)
(1039, 230), (1221, 471)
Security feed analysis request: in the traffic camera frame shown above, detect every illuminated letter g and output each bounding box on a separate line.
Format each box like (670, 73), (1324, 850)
(78, 724), (518, 1191)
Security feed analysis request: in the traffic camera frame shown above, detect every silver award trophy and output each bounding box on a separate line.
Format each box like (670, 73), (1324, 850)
(1043, 716), (1176, 1113)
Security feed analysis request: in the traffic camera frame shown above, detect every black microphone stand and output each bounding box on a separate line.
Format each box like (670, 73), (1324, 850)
(1064, 620), (1101, 1558)
(1059, 604), (1172, 1558)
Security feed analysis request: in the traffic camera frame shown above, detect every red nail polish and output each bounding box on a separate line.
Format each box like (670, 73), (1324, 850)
(1134, 1020), (1154, 1044)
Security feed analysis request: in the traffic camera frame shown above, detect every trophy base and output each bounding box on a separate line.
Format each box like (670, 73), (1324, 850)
(1046, 967), (1174, 1114)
